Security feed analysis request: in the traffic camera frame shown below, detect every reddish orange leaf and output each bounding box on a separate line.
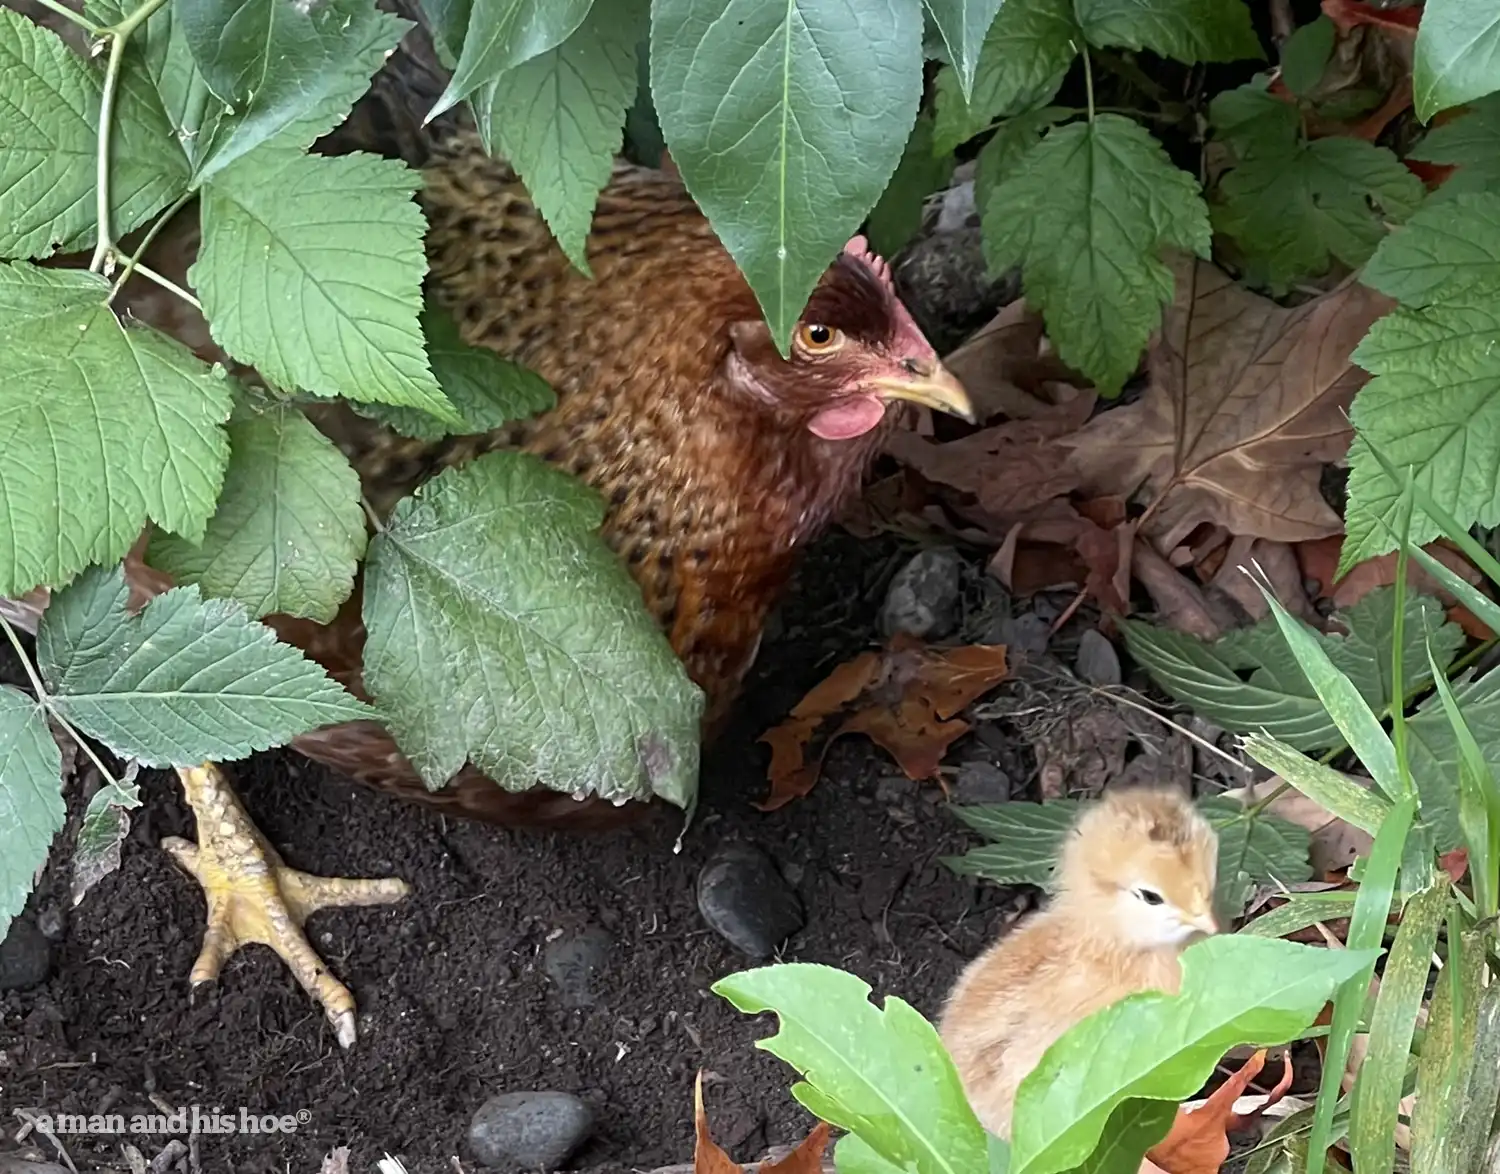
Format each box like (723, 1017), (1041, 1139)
(1322, 0), (1421, 37)
(1147, 1049), (1293, 1173)
(693, 1072), (830, 1174)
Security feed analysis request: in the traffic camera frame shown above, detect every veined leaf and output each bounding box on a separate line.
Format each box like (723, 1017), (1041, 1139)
(1008, 935), (1377, 1174)
(0, 263), (231, 596)
(1074, 0), (1260, 64)
(0, 686), (63, 943)
(70, 768), (142, 908)
(1209, 76), (1301, 160)
(973, 109), (1067, 210)
(147, 407), (367, 623)
(1406, 665), (1500, 851)
(0, 8), (188, 258)
(1413, 0), (1500, 120)
(980, 115), (1210, 395)
(194, 149), (457, 421)
(361, 452), (702, 804)
(433, 0), (592, 117)
(36, 565), (373, 767)
(1280, 16), (1335, 98)
(866, 111), (956, 260)
(713, 963), (990, 1174)
(1359, 191), (1500, 306)
(1407, 93), (1500, 204)
(651, 0), (923, 348)
(474, 0), (646, 274)
(923, 0), (1007, 103)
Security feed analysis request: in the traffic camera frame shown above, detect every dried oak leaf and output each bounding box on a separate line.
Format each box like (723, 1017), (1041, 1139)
(693, 1072), (831, 1174)
(759, 636), (1009, 809)
(1062, 255), (1394, 551)
(1147, 1049), (1294, 1174)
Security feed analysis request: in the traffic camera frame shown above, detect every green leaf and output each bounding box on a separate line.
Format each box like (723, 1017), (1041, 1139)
(929, 0), (1079, 155)
(1406, 666), (1500, 850)
(651, 0), (924, 348)
(147, 407), (367, 623)
(70, 769), (142, 908)
(1408, 94), (1500, 203)
(1213, 137), (1423, 293)
(1199, 794), (1314, 909)
(1281, 15), (1335, 97)
(1241, 733), (1394, 837)
(473, 0), (644, 273)
(193, 149), (456, 421)
(1007, 935), (1377, 1174)
(0, 262), (231, 596)
(1348, 877), (1448, 1174)
(360, 452), (702, 804)
(1070, 1101), (1177, 1174)
(1413, 0), (1500, 120)
(0, 685), (63, 942)
(981, 114), (1210, 395)
(973, 109), (1066, 211)
(433, 0), (592, 117)
(1240, 889), (1359, 938)
(36, 564), (372, 767)
(1360, 191), (1500, 306)
(350, 301), (556, 441)
(1209, 75), (1301, 160)
(1073, 0), (1261, 64)
(1124, 588), (1462, 751)
(924, 0), (1007, 102)
(0, 8), (189, 258)
(866, 111), (955, 260)
(712, 962), (990, 1174)
(174, 0), (410, 181)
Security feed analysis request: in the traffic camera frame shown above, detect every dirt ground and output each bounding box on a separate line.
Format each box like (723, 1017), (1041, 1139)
(0, 531), (1038, 1174)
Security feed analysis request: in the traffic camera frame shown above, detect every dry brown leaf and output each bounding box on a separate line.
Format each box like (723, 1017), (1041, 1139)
(758, 637), (1009, 809)
(693, 1073), (831, 1174)
(1063, 255), (1395, 551)
(1148, 1050), (1294, 1174)
(1296, 535), (1495, 636)
(941, 299), (1079, 421)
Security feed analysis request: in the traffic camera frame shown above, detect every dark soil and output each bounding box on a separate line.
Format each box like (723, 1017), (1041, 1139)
(0, 531), (1030, 1174)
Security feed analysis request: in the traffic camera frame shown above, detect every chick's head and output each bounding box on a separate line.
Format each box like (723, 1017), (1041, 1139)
(1057, 787), (1220, 948)
(722, 235), (973, 441)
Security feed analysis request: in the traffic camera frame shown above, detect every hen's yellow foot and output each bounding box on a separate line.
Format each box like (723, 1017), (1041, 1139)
(161, 762), (410, 1048)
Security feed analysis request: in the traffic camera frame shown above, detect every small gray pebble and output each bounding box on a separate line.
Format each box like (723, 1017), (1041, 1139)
(35, 904), (65, 941)
(1001, 613), (1050, 657)
(1074, 629), (1122, 687)
(881, 547), (963, 641)
(874, 777), (907, 805)
(468, 1091), (593, 1170)
(542, 927), (611, 1009)
(0, 918), (51, 992)
(697, 844), (804, 958)
(954, 761), (1012, 806)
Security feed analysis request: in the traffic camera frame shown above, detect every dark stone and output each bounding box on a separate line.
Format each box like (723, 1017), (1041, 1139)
(0, 918), (51, 992)
(954, 762), (1012, 806)
(1074, 629), (1122, 687)
(881, 547), (963, 641)
(697, 844), (804, 958)
(467, 1091), (594, 1170)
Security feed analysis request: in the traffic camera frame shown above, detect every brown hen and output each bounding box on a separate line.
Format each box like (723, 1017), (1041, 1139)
(6, 24), (973, 1045)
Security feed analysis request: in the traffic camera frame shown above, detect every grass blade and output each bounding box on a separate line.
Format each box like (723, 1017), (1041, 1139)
(1451, 961), (1500, 1173)
(1242, 733), (1393, 834)
(1304, 791), (1416, 1174)
(1412, 918), (1479, 1171)
(1426, 639), (1500, 919)
(1347, 877), (1449, 1174)
(1241, 890), (1359, 939)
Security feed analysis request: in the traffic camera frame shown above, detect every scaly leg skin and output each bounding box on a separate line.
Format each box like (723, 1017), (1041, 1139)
(161, 762), (410, 1048)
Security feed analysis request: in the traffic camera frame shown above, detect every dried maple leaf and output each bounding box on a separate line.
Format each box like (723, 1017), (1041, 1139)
(940, 299), (1080, 422)
(1147, 1049), (1294, 1174)
(693, 1072), (831, 1174)
(1062, 255), (1395, 550)
(759, 636), (1009, 809)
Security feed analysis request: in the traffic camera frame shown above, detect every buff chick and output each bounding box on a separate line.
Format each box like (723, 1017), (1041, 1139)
(939, 786), (1220, 1138)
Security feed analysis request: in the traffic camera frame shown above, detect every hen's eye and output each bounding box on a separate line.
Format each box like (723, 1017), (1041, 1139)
(1135, 888), (1164, 906)
(797, 323), (842, 351)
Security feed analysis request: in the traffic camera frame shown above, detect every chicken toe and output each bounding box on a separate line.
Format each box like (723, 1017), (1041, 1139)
(162, 762), (409, 1047)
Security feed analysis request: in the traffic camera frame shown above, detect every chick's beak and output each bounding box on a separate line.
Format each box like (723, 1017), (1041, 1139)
(1189, 911), (1220, 937)
(870, 357), (975, 423)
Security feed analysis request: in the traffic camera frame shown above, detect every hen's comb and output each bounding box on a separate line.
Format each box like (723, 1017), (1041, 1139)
(842, 234), (894, 289)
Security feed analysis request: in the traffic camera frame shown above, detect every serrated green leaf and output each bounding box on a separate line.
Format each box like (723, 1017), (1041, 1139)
(1361, 191), (1500, 305)
(1074, 0), (1261, 64)
(36, 564), (372, 766)
(1008, 936), (1377, 1174)
(1123, 588), (1461, 750)
(350, 301), (556, 441)
(361, 452), (701, 804)
(1199, 795), (1314, 905)
(433, 0), (591, 117)
(70, 767), (141, 908)
(1208, 75), (1301, 160)
(651, 0), (923, 349)
(147, 407), (366, 623)
(0, 8), (189, 258)
(924, 0), (1007, 103)
(1406, 666), (1500, 850)
(1213, 137), (1423, 293)
(713, 963), (989, 1174)
(0, 262), (231, 596)
(973, 109), (1066, 212)
(474, 0), (644, 274)
(0, 685), (63, 942)
(1413, 0), (1500, 121)
(173, 0), (409, 181)
(981, 114), (1210, 394)
(1408, 94), (1500, 203)
(930, 0), (1079, 155)
(193, 149), (456, 421)
(1281, 16), (1335, 98)
(866, 111), (955, 260)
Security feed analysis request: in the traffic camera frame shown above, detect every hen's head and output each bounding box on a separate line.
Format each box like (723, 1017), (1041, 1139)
(723, 236), (973, 440)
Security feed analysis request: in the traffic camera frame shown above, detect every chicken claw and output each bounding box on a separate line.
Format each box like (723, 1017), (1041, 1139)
(161, 763), (410, 1048)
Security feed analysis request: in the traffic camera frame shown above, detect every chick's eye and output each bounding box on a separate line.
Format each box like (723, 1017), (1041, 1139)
(1135, 888), (1164, 906)
(797, 323), (841, 351)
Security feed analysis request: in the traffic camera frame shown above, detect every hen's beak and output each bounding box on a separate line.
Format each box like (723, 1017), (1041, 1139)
(870, 358), (975, 423)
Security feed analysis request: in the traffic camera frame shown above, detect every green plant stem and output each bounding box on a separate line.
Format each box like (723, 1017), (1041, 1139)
(88, 0), (172, 273)
(107, 192), (192, 306)
(27, 0), (101, 34)
(1081, 46), (1096, 123)
(129, 261), (202, 309)
(1090, 49), (1169, 105)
